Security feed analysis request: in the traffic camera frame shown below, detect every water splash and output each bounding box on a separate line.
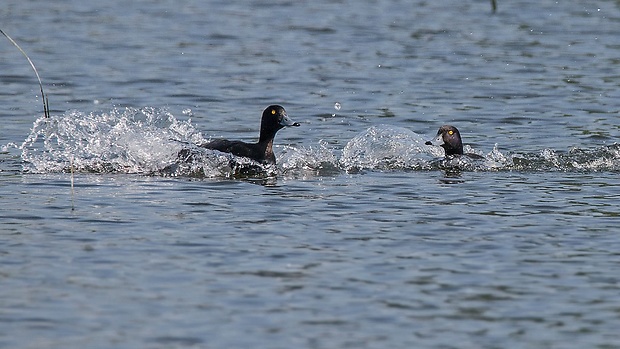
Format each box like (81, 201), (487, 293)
(340, 125), (441, 171)
(332, 102), (341, 117)
(21, 108), (183, 173)
(15, 112), (620, 178)
(17, 107), (335, 179)
(340, 125), (620, 173)
(508, 145), (620, 172)
(278, 140), (340, 177)
(19, 107), (249, 177)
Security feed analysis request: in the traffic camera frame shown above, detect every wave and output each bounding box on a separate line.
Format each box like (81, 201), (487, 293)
(9, 109), (620, 178)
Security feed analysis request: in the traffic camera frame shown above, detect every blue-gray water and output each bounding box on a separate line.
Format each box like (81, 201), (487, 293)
(2, 1), (620, 348)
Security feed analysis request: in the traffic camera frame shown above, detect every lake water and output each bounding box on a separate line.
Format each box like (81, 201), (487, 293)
(2, 0), (620, 348)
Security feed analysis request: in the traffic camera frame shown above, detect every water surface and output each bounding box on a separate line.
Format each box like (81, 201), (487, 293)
(2, 1), (620, 348)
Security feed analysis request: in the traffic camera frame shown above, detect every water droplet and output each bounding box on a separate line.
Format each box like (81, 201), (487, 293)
(182, 108), (193, 116)
(334, 102), (341, 111)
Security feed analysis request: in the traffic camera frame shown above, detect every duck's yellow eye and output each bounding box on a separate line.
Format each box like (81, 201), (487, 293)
(271, 109), (276, 115)
(448, 130), (454, 135)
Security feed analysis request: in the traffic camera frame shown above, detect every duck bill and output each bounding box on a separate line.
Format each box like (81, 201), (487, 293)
(280, 114), (300, 127)
(425, 134), (444, 147)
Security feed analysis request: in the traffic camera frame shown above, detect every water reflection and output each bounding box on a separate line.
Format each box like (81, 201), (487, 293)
(439, 169), (465, 184)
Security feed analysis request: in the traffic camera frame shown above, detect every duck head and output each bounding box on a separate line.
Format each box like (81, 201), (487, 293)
(425, 125), (463, 156)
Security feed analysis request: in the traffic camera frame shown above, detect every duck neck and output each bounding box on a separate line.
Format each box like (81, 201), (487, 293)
(258, 138), (276, 164)
(258, 123), (280, 164)
(443, 143), (463, 156)
(259, 123), (280, 143)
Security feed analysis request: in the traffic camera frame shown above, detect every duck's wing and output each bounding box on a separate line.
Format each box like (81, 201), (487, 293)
(201, 139), (264, 162)
(464, 152), (485, 160)
(201, 139), (238, 152)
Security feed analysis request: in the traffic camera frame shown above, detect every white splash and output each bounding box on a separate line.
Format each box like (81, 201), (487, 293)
(340, 125), (440, 171)
(15, 109), (620, 177)
(20, 107), (207, 175)
(278, 140), (340, 177)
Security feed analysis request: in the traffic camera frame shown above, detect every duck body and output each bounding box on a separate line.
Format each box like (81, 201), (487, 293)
(201, 105), (299, 165)
(202, 139), (276, 165)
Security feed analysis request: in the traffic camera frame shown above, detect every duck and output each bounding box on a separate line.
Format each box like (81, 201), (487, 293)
(200, 105), (300, 165)
(425, 125), (483, 159)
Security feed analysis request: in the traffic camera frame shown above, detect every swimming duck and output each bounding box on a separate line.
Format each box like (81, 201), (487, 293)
(425, 125), (483, 158)
(201, 105), (299, 165)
